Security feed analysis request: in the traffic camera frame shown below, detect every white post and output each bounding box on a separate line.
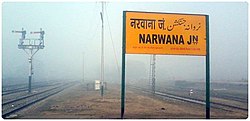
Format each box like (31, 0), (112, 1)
(28, 56), (32, 93)
(100, 2), (105, 97)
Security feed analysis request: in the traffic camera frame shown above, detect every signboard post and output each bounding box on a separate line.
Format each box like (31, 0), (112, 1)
(121, 11), (209, 119)
(205, 15), (210, 119)
(121, 11), (126, 119)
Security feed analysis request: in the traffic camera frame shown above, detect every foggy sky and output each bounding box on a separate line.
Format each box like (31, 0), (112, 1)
(2, 2), (248, 84)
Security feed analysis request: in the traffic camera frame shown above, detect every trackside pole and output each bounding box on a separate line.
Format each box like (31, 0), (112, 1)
(100, 1), (105, 98)
(28, 57), (32, 93)
(205, 15), (210, 119)
(12, 28), (45, 94)
(121, 11), (126, 119)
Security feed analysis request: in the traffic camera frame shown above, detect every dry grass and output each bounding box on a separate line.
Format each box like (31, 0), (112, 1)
(17, 83), (247, 119)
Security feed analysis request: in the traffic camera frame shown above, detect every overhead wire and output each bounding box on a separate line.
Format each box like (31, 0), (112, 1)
(86, 2), (100, 41)
(104, 3), (121, 79)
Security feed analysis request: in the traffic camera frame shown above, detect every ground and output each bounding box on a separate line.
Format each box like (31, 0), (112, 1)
(16, 83), (247, 119)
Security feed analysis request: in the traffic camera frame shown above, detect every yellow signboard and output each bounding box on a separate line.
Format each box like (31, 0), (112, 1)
(125, 11), (207, 56)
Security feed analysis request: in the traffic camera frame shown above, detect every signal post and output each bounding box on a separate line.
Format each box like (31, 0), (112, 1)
(13, 28), (45, 93)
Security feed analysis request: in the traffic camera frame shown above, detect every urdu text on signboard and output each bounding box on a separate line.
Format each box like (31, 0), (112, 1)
(125, 11), (207, 56)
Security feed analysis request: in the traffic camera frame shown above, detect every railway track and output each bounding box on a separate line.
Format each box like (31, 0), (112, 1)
(157, 86), (247, 104)
(2, 82), (61, 96)
(211, 93), (247, 103)
(2, 82), (76, 118)
(128, 85), (248, 112)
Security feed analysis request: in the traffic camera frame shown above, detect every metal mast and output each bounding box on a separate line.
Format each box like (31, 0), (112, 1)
(100, 2), (105, 97)
(12, 28), (45, 93)
(149, 55), (156, 94)
(149, 55), (152, 90)
(82, 52), (84, 82)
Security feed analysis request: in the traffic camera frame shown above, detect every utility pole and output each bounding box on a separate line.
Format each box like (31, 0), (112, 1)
(149, 55), (156, 94)
(149, 55), (152, 90)
(82, 52), (84, 83)
(12, 28), (45, 93)
(100, 2), (105, 98)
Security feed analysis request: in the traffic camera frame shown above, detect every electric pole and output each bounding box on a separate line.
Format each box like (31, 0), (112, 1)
(82, 52), (84, 83)
(149, 55), (156, 94)
(100, 2), (105, 98)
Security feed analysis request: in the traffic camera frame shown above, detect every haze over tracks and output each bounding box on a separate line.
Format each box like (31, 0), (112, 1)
(16, 83), (247, 119)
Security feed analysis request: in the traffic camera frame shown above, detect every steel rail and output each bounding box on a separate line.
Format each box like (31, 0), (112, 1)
(2, 86), (61, 105)
(2, 83), (74, 118)
(128, 85), (248, 112)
